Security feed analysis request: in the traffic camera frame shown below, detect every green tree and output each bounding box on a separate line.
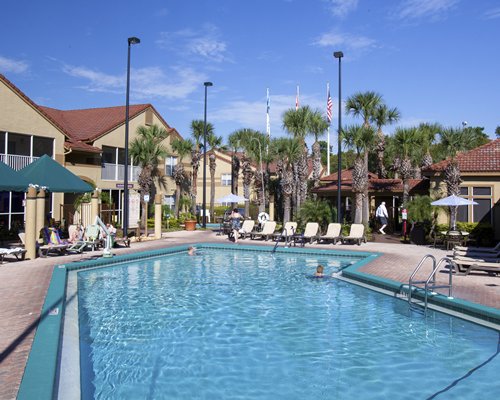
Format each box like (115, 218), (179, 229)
(308, 109), (329, 187)
(370, 104), (400, 178)
(207, 132), (224, 218)
(393, 127), (418, 205)
(190, 119), (214, 215)
(171, 138), (193, 218)
(342, 124), (374, 223)
(271, 137), (302, 223)
(345, 91), (382, 223)
(129, 124), (169, 233)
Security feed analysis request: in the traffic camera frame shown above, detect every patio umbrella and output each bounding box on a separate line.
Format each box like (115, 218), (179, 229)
(0, 161), (30, 192)
(431, 194), (477, 230)
(19, 155), (93, 193)
(216, 193), (248, 203)
(430, 194), (478, 207)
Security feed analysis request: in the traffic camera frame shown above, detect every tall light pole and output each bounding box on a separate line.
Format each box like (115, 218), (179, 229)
(123, 36), (140, 238)
(251, 137), (265, 213)
(202, 81), (213, 229)
(334, 51), (343, 224)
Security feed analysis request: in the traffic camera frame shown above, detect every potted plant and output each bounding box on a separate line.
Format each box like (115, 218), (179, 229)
(180, 212), (197, 231)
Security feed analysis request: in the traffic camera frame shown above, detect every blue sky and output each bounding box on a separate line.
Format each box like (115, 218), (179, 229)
(1, 0), (499, 146)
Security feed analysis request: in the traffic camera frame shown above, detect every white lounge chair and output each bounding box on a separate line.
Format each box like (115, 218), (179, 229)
(292, 222), (320, 245)
(341, 224), (366, 246)
(272, 222), (297, 242)
(251, 221), (277, 241)
(0, 247), (27, 263)
(453, 242), (500, 254)
(318, 223), (342, 244)
(453, 257), (500, 276)
(238, 220), (256, 239)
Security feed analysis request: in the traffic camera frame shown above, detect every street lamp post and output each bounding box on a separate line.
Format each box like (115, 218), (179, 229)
(251, 138), (265, 213)
(123, 36), (140, 238)
(334, 51), (343, 224)
(202, 82), (213, 229)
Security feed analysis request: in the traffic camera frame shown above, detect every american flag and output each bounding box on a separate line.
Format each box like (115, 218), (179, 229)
(326, 85), (333, 123)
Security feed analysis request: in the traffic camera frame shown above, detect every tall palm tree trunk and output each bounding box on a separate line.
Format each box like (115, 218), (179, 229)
(190, 149), (201, 215)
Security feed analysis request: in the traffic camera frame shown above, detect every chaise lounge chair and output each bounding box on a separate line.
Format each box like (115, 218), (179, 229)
(39, 227), (70, 257)
(272, 221), (297, 243)
(0, 247), (27, 263)
(318, 223), (342, 245)
(452, 257), (500, 276)
(341, 224), (366, 246)
(292, 222), (320, 246)
(453, 242), (500, 254)
(250, 221), (277, 241)
(238, 220), (256, 239)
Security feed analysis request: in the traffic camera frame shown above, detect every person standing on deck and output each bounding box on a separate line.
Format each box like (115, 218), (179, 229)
(376, 201), (389, 235)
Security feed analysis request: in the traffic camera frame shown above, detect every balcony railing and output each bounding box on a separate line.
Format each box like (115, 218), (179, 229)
(101, 163), (141, 181)
(0, 154), (39, 170)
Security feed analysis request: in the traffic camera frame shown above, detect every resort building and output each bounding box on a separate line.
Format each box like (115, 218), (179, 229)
(423, 139), (500, 240)
(0, 73), (188, 230)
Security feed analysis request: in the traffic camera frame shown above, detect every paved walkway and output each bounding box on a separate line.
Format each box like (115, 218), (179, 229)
(0, 230), (498, 399)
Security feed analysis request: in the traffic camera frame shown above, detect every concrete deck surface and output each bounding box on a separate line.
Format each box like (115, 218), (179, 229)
(0, 229), (498, 399)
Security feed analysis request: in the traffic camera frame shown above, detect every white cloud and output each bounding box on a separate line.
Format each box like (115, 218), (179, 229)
(484, 7), (500, 19)
(61, 64), (207, 100)
(156, 24), (230, 63)
(395, 0), (458, 20)
(326, 0), (359, 18)
(313, 31), (377, 52)
(0, 56), (29, 74)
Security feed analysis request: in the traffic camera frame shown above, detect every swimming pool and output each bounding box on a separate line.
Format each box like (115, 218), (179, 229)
(63, 246), (499, 399)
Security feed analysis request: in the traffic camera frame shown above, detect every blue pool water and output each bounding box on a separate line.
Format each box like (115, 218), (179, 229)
(77, 248), (500, 399)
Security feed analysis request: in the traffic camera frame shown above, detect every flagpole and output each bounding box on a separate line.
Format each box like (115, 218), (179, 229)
(295, 85), (299, 110)
(327, 82), (331, 175)
(266, 88), (270, 139)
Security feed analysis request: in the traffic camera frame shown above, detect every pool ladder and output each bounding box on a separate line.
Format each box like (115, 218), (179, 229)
(400, 254), (456, 313)
(272, 227), (294, 253)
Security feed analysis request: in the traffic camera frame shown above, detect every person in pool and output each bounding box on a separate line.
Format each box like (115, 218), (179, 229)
(188, 246), (196, 256)
(314, 265), (325, 277)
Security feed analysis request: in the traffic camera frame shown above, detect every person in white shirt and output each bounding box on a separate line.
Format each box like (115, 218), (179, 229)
(375, 201), (389, 234)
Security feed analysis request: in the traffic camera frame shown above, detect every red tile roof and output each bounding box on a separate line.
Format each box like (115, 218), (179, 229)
(1, 73), (183, 149)
(314, 177), (429, 194)
(321, 168), (378, 182)
(65, 140), (101, 153)
(39, 104), (178, 142)
(425, 139), (500, 173)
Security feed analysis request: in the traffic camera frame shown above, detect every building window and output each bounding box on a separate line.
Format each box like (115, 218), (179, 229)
(165, 157), (177, 177)
(221, 173), (232, 186)
(457, 186), (493, 224)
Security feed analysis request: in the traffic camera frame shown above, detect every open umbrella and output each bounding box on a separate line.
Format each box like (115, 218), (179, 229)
(431, 194), (477, 230)
(217, 193), (248, 203)
(430, 194), (477, 207)
(0, 161), (30, 192)
(19, 155), (93, 193)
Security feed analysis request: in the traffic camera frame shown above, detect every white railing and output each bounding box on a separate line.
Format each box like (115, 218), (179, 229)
(0, 154), (39, 170)
(101, 163), (141, 181)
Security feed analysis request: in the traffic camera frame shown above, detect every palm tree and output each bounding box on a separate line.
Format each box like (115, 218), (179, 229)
(342, 125), (372, 223)
(272, 138), (302, 223)
(393, 127), (418, 205)
(129, 124), (169, 234)
(189, 120), (214, 215)
(370, 104), (400, 178)
(438, 126), (483, 229)
(414, 123), (441, 178)
(307, 109), (329, 188)
(345, 91), (382, 223)
(282, 106), (311, 211)
(171, 138), (193, 218)
(207, 133), (224, 218)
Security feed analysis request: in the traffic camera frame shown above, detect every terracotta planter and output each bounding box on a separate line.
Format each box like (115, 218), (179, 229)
(184, 220), (197, 231)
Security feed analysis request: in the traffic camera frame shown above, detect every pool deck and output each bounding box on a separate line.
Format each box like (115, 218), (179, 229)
(1, 229), (499, 399)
